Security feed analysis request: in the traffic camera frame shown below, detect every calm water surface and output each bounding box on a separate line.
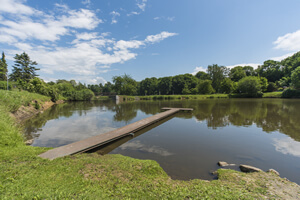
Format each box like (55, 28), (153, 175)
(24, 99), (300, 183)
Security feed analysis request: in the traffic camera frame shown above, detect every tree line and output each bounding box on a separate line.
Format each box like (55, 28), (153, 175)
(1, 51), (300, 100)
(0, 52), (94, 101)
(87, 51), (300, 98)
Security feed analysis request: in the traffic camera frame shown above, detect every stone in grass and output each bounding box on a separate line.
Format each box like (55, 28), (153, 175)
(218, 161), (236, 167)
(218, 161), (229, 167)
(25, 139), (34, 145)
(267, 169), (280, 176)
(239, 164), (262, 173)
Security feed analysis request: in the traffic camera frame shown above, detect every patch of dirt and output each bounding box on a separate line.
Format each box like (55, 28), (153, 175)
(12, 101), (54, 122)
(219, 169), (300, 199)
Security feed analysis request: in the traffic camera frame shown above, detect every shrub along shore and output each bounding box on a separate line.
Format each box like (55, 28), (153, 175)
(1, 90), (300, 199)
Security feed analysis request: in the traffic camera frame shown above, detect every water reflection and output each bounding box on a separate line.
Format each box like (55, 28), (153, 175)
(25, 99), (300, 142)
(23, 99), (300, 183)
(273, 137), (300, 157)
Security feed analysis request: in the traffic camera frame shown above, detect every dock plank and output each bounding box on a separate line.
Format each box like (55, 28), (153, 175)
(39, 108), (192, 160)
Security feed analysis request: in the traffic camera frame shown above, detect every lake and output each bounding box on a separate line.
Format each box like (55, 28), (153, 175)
(24, 99), (300, 184)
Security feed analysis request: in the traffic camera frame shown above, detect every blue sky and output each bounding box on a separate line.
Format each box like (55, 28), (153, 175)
(1, 0), (300, 84)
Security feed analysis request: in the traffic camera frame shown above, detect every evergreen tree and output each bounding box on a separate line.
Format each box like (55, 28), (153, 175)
(10, 52), (39, 82)
(0, 52), (8, 81)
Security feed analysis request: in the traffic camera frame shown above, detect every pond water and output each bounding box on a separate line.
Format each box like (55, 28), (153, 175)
(24, 99), (300, 184)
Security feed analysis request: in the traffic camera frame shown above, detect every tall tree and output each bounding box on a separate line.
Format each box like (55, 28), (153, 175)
(291, 66), (300, 89)
(207, 64), (229, 93)
(139, 77), (158, 95)
(229, 66), (246, 82)
(0, 52), (8, 81)
(256, 60), (283, 82)
(195, 71), (210, 80)
(158, 77), (172, 95)
(113, 74), (137, 95)
(10, 52), (40, 82)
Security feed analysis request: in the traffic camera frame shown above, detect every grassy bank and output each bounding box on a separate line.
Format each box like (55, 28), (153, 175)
(119, 94), (229, 101)
(1, 90), (299, 199)
(262, 92), (283, 98)
(0, 90), (51, 112)
(119, 92), (285, 102)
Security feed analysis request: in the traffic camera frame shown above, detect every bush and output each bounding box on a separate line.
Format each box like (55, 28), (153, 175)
(291, 66), (300, 89)
(197, 80), (215, 94)
(267, 82), (277, 92)
(282, 88), (300, 98)
(237, 76), (263, 97)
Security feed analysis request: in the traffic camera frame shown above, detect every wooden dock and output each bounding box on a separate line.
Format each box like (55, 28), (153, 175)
(39, 107), (193, 160)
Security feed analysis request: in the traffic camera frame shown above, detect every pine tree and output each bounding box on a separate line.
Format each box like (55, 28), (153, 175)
(0, 52), (8, 81)
(10, 52), (39, 82)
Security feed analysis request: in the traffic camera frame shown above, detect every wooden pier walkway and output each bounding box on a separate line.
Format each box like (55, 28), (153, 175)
(39, 107), (193, 160)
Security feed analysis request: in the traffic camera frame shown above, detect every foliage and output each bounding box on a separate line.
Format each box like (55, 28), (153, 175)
(229, 66), (246, 82)
(139, 77), (158, 95)
(197, 80), (215, 94)
(266, 82), (277, 92)
(0, 90), (51, 112)
(282, 88), (300, 98)
(113, 74), (137, 95)
(207, 64), (229, 92)
(291, 66), (300, 89)
(0, 52), (8, 81)
(195, 71), (210, 80)
(10, 52), (40, 82)
(259, 77), (268, 92)
(237, 76), (262, 97)
(281, 51), (300, 77)
(256, 60), (284, 82)
(220, 78), (234, 94)
(171, 74), (198, 94)
(157, 76), (172, 95)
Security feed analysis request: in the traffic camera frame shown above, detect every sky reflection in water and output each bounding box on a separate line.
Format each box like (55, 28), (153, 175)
(24, 99), (300, 183)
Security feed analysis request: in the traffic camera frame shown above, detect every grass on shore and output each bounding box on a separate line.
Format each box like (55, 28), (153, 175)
(120, 94), (229, 101)
(262, 92), (283, 98)
(1, 90), (299, 199)
(119, 92), (283, 101)
(0, 90), (51, 112)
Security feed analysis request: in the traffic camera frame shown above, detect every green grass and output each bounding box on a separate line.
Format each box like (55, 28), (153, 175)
(0, 90), (51, 112)
(120, 94), (229, 101)
(262, 92), (283, 98)
(0, 90), (297, 199)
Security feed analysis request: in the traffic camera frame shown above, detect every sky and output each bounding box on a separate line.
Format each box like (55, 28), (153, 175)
(1, 0), (300, 84)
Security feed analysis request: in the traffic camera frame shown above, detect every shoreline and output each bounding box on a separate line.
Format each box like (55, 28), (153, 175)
(1, 91), (300, 199)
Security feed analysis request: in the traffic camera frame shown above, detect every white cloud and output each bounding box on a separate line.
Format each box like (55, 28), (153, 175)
(154, 16), (175, 21)
(0, 1), (178, 84)
(192, 66), (206, 75)
(58, 9), (102, 30)
(226, 63), (261, 70)
(145, 31), (178, 43)
(0, 0), (36, 15)
(274, 29), (300, 51)
(127, 11), (140, 16)
(81, 0), (91, 7)
(9, 31), (176, 79)
(0, 7), (102, 43)
(120, 140), (173, 156)
(110, 11), (120, 24)
(137, 0), (147, 12)
(270, 52), (296, 61)
(273, 137), (300, 157)
(0, 34), (17, 43)
(114, 40), (144, 50)
(167, 17), (175, 21)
